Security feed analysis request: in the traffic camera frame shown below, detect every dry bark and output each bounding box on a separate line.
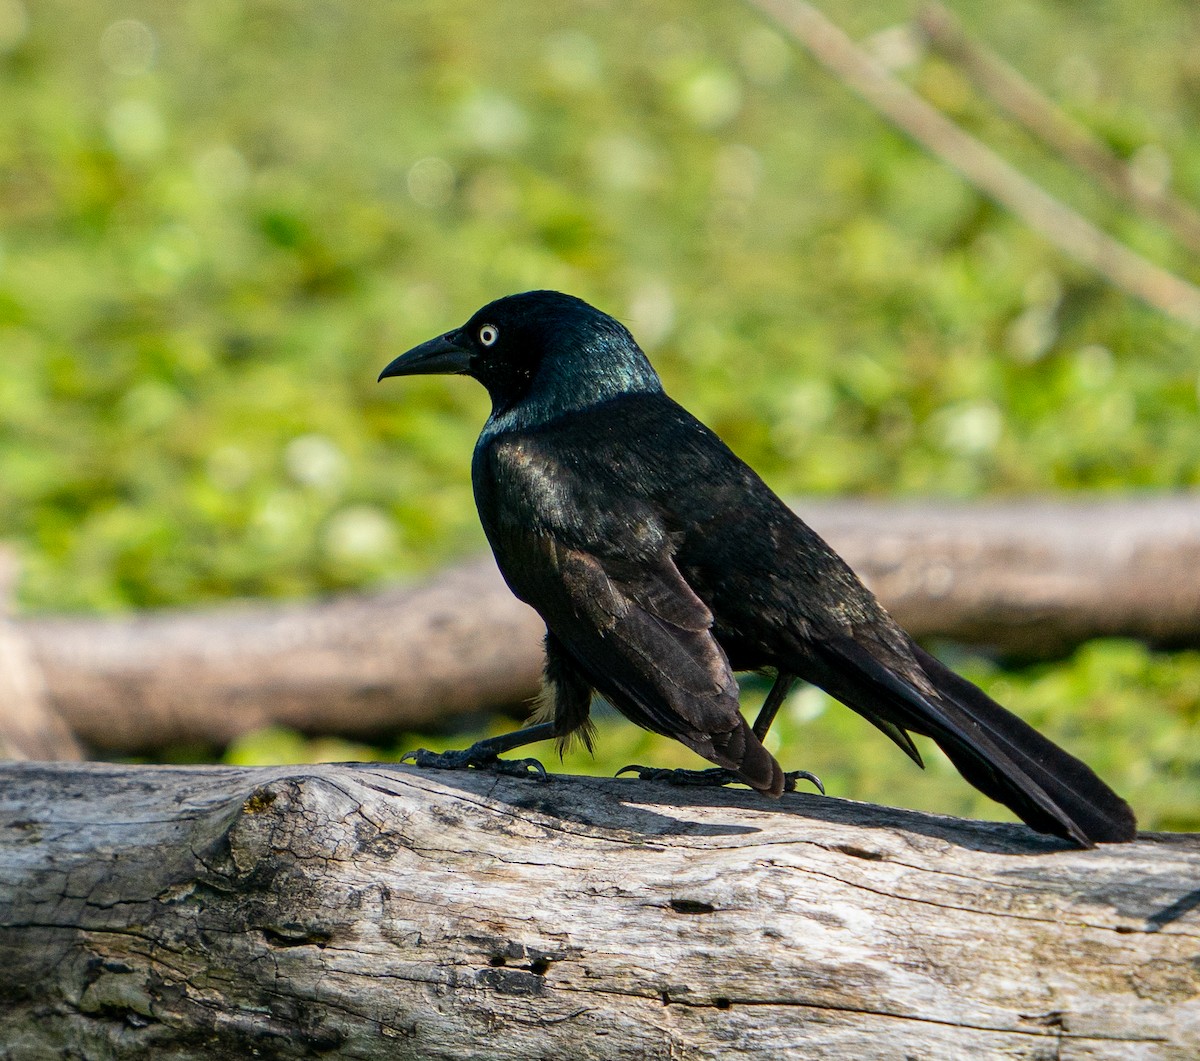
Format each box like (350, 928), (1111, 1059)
(0, 761), (1196, 1059)
(16, 495), (1200, 754)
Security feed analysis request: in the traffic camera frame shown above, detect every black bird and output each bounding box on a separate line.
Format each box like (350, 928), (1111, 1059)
(379, 290), (1136, 847)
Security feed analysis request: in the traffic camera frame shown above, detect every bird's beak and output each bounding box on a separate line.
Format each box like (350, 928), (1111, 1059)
(378, 330), (471, 382)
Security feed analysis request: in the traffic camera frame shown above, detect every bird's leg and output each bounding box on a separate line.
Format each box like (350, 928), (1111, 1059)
(400, 721), (557, 781)
(751, 670), (796, 739)
(616, 672), (823, 793)
(751, 672), (825, 794)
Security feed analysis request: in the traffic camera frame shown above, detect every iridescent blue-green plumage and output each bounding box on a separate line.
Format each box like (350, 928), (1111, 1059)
(379, 290), (1136, 846)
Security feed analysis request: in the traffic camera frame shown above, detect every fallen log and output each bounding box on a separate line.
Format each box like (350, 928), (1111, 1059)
(21, 557), (546, 753)
(805, 494), (1200, 655)
(0, 762), (1196, 1059)
(16, 495), (1200, 754)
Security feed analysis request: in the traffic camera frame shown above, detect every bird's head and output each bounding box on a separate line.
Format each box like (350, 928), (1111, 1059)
(378, 290), (662, 427)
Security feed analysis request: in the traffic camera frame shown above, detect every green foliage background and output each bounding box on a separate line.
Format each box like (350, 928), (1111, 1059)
(2, 0), (1199, 828)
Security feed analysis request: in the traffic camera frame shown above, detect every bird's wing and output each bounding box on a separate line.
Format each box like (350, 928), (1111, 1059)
(480, 433), (782, 793)
(547, 542), (737, 731)
(476, 396), (1133, 843)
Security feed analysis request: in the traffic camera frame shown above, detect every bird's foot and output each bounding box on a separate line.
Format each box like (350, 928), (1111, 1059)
(616, 765), (740, 788)
(400, 745), (549, 781)
(616, 763), (824, 794)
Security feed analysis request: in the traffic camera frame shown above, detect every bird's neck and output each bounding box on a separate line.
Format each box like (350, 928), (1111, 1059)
(483, 353), (662, 435)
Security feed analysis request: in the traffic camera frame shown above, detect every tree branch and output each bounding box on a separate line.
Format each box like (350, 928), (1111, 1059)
(917, 1), (1200, 258)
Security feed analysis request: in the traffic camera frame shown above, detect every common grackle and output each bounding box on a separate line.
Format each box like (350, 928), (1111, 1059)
(379, 290), (1136, 847)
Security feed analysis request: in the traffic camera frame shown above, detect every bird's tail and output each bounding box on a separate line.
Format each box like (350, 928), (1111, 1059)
(907, 645), (1136, 845)
(809, 636), (1136, 846)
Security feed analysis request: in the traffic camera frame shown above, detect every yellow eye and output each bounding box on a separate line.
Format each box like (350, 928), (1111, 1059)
(479, 324), (499, 346)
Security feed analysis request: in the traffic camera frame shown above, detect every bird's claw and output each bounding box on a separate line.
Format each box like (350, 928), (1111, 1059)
(616, 765), (741, 787)
(784, 769), (825, 795)
(399, 747), (549, 782)
(495, 756), (550, 781)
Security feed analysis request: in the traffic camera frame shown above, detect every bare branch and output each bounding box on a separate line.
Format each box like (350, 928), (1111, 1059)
(917, 1), (1200, 257)
(746, 0), (1200, 326)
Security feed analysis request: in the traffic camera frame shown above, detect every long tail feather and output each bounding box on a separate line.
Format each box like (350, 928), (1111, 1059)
(909, 645), (1136, 845)
(810, 637), (1136, 846)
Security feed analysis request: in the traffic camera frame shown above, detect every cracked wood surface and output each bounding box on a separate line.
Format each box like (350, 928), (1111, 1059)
(0, 762), (1196, 1059)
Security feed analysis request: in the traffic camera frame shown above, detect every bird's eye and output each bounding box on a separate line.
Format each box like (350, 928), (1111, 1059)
(478, 324), (499, 347)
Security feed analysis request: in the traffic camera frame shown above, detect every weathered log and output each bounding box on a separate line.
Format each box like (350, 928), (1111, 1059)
(0, 762), (1195, 1059)
(18, 495), (1200, 754)
(23, 557), (545, 753)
